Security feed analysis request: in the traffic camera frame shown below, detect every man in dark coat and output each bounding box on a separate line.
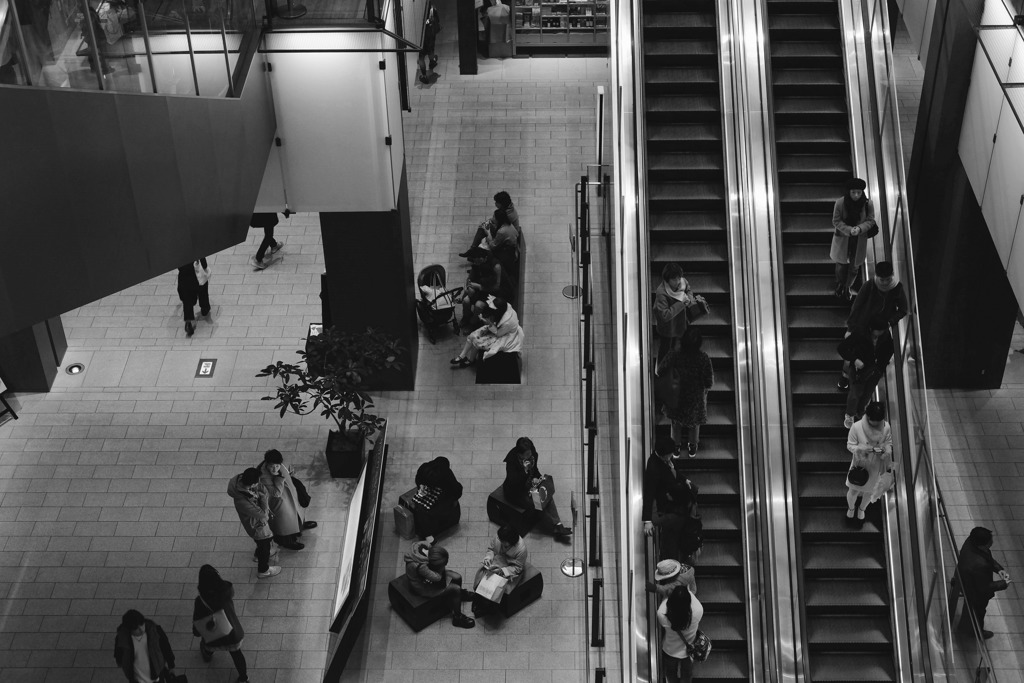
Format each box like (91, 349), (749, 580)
(839, 260), (908, 391)
(643, 435), (697, 561)
(413, 456), (463, 537)
(113, 610), (176, 683)
(957, 526), (1010, 639)
(838, 316), (895, 427)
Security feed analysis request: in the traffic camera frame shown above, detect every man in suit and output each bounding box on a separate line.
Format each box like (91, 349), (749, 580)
(643, 435), (697, 561)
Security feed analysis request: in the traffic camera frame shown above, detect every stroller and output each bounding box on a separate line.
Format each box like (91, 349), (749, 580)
(416, 264), (462, 343)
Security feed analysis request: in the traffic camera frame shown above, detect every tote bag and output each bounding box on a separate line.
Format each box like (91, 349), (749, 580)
(193, 596), (233, 643)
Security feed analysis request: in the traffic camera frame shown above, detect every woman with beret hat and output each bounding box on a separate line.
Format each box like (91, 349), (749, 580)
(830, 178), (877, 300)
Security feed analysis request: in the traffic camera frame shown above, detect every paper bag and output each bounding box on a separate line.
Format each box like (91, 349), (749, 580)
(475, 572), (508, 602)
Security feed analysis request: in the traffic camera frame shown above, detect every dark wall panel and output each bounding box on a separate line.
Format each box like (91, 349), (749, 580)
(0, 64), (275, 337)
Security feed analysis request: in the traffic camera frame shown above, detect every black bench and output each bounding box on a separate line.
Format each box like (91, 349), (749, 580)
(387, 575), (451, 632)
(477, 231), (525, 385)
(486, 485), (534, 536)
(500, 563), (544, 618)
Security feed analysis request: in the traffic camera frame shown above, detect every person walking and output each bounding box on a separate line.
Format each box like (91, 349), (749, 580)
(957, 526), (1011, 639)
(227, 467), (281, 578)
(113, 610), (177, 683)
(660, 328), (714, 457)
(177, 257), (210, 337)
(192, 565), (249, 681)
(844, 401), (893, 520)
(643, 435), (697, 561)
(653, 263), (707, 364)
(838, 260), (908, 391)
(404, 539), (476, 628)
(830, 178), (877, 300)
(656, 585), (704, 683)
(417, 2), (441, 84)
(257, 449), (317, 551)
(250, 212), (283, 270)
(838, 317), (894, 427)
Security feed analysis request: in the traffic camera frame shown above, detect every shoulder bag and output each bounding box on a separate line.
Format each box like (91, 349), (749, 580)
(847, 463), (870, 487)
(687, 629), (713, 662)
(192, 595), (233, 643)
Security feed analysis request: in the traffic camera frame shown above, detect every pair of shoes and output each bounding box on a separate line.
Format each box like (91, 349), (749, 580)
(302, 521), (318, 530)
(846, 508), (855, 519)
(844, 414), (855, 429)
(419, 74), (430, 84)
(553, 524), (573, 538)
(856, 508), (865, 520)
(430, 55), (438, 68)
(185, 322), (195, 337)
(837, 376), (850, 391)
(687, 443), (698, 457)
(458, 250), (471, 257)
(982, 629), (994, 640)
(279, 540), (305, 550)
(460, 588), (476, 602)
(252, 549), (280, 562)
(257, 566), (282, 578)
(250, 256), (267, 270)
(269, 240), (284, 255)
(452, 613), (476, 629)
(450, 356), (472, 368)
(200, 309), (211, 318)
(199, 642), (212, 663)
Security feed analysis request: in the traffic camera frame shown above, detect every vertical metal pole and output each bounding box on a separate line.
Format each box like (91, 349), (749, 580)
(219, 12), (235, 96)
(136, 0), (159, 93)
(181, 2), (201, 95)
(78, 0), (106, 90)
(5, 0), (35, 86)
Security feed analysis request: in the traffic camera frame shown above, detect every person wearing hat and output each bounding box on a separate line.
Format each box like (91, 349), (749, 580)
(830, 178), (877, 300)
(652, 559), (696, 601)
(838, 260), (908, 391)
(643, 435), (698, 561)
(404, 539), (476, 629)
(956, 527), (1011, 639)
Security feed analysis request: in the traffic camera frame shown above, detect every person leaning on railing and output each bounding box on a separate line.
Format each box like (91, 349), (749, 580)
(643, 435), (697, 562)
(957, 526), (1011, 640)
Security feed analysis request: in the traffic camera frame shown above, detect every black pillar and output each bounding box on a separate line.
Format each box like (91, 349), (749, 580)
(907, 0), (1017, 389)
(319, 166), (417, 391)
(0, 316), (67, 392)
(457, 0), (478, 75)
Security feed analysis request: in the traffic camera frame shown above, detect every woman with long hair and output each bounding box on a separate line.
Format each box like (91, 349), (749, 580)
(451, 296), (524, 368)
(656, 584), (704, 683)
(192, 564), (249, 682)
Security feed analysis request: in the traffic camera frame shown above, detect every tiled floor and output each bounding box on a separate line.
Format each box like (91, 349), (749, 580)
(0, 10), (612, 683)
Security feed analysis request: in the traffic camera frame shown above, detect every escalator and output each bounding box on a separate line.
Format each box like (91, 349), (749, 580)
(766, 0), (896, 680)
(643, 0), (748, 679)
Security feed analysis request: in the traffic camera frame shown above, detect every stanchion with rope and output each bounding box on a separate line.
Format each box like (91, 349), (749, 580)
(560, 491), (583, 577)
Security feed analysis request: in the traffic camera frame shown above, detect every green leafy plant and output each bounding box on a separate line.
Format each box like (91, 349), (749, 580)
(256, 327), (405, 436)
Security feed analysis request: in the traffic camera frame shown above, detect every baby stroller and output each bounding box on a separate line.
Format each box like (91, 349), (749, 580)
(416, 264), (462, 343)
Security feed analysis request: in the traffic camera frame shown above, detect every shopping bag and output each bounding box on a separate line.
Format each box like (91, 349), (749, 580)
(475, 572), (508, 603)
(394, 504), (416, 539)
(192, 608), (232, 642)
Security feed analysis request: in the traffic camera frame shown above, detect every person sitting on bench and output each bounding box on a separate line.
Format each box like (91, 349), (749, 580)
(460, 248), (504, 331)
(413, 456), (463, 538)
(502, 437), (572, 541)
(404, 540), (475, 629)
(451, 296), (523, 368)
(471, 525), (526, 616)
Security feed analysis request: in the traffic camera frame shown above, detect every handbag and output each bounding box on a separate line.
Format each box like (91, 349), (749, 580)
(687, 629), (713, 662)
(529, 485), (548, 509)
(847, 465), (869, 487)
(394, 504), (417, 539)
(475, 572), (508, 603)
(686, 296), (710, 322)
(192, 596), (233, 643)
(292, 475), (311, 508)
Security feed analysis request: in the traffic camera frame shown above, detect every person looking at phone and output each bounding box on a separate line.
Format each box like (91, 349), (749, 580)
(844, 401), (893, 521)
(957, 526), (1011, 639)
(502, 436), (572, 541)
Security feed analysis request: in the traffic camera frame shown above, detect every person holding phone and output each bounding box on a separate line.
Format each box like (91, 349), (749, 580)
(844, 401), (893, 520)
(957, 527), (1011, 639)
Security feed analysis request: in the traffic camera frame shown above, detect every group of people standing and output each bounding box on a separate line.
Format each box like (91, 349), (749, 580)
(112, 449), (316, 682)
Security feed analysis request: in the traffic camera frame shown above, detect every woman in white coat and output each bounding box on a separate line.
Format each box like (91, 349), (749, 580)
(450, 296), (524, 367)
(257, 449), (317, 550)
(845, 401), (894, 520)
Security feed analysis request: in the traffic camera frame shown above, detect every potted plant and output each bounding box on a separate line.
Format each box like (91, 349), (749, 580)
(256, 327), (405, 478)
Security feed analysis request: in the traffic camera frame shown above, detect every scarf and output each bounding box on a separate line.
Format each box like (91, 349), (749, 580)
(660, 279), (690, 302)
(875, 275), (899, 292)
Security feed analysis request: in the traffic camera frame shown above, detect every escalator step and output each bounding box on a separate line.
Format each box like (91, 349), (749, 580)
(774, 69), (844, 88)
(805, 578), (889, 611)
(650, 153), (724, 174)
(647, 271), (730, 297)
(791, 370), (846, 399)
(793, 404), (847, 436)
(770, 41), (843, 62)
(777, 154), (851, 181)
(644, 11), (717, 30)
(779, 183), (844, 205)
(776, 125), (848, 146)
(698, 612), (747, 645)
(767, 0), (837, 11)
(650, 182), (726, 204)
(694, 540), (744, 571)
(646, 39), (718, 60)
(789, 338), (846, 366)
(780, 212), (834, 236)
(800, 507), (882, 537)
(807, 615), (891, 648)
(691, 654), (749, 681)
(696, 504), (742, 535)
(803, 542), (885, 575)
(651, 431), (740, 463)
(796, 437), (849, 467)
(691, 577), (746, 606)
(768, 14), (840, 32)
(788, 306), (847, 332)
(650, 211), (727, 234)
(774, 96), (847, 117)
(798, 472), (854, 503)
(654, 329), (734, 358)
(646, 66), (719, 92)
(808, 653), (896, 682)
(656, 402), (737, 435)
(785, 274), (840, 298)
(651, 241), (730, 264)
(648, 123), (723, 148)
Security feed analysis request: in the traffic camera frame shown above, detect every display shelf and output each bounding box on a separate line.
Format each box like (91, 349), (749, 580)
(510, 0), (607, 55)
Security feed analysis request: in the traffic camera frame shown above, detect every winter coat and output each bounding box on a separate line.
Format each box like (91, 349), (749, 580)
(846, 278), (908, 333)
(415, 457), (464, 503)
(226, 474), (272, 540)
(113, 620), (175, 682)
(662, 349), (714, 426)
(193, 580), (245, 648)
(404, 541), (457, 597)
(503, 447), (543, 509)
(837, 330), (895, 379)
(830, 197), (876, 265)
(642, 454), (695, 522)
(845, 418), (893, 495)
(473, 536), (527, 595)
(957, 538), (1006, 608)
(468, 305), (524, 358)
(257, 462), (305, 537)
(653, 280), (697, 340)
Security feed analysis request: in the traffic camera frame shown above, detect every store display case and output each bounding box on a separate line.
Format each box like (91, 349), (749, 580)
(511, 0), (607, 54)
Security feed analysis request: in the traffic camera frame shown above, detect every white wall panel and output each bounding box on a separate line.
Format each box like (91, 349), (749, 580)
(980, 105), (1024, 265)
(958, 47), (1003, 203)
(1004, 201), (1024, 302)
(979, 28), (1016, 83)
(384, 8), (406, 202)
